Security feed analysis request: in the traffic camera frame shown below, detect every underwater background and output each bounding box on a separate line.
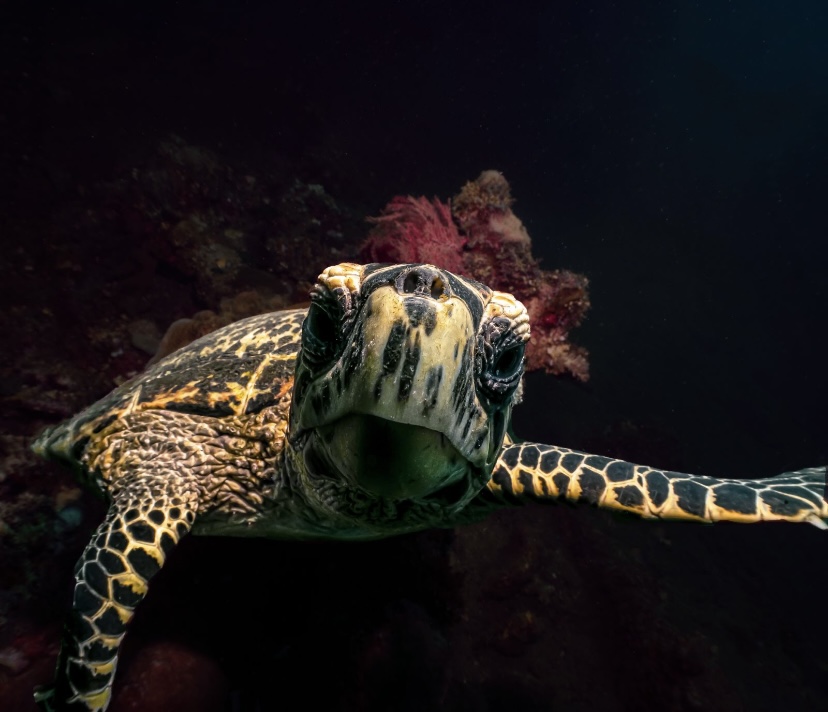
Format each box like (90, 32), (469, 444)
(0, 1), (826, 710)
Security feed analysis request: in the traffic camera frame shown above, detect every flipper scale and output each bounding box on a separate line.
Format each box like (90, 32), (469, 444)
(488, 442), (828, 527)
(35, 474), (199, 711)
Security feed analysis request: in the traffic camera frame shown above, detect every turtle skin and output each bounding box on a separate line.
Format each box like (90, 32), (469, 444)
(32, 262), (828, 711)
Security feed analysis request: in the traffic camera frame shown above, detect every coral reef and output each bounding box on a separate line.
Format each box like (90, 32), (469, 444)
(120, 136), (362, 302)
(360, 171), (591, 380)
(140, 166), (589, 380)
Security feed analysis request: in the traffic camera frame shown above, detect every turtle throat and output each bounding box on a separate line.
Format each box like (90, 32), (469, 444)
(311, 414), (471, 502)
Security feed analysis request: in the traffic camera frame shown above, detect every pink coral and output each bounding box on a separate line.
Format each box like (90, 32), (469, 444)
(361, 196), (467, 274)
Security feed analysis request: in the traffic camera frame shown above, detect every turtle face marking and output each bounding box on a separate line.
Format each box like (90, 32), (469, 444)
(289, 263), (529, 516)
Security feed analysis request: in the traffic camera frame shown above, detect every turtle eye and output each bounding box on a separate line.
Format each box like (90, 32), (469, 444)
(305, 302), (337, 344)
(492, 345), (524, 379)
(477, 318), (526, 402)
(302, 301), (339, 366)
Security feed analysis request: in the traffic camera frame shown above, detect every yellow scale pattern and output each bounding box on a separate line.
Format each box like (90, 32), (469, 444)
(490, 441), (828, 526)
(35, 476), (199, 711)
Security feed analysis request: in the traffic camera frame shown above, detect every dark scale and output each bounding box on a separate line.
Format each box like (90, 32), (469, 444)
(711, 483), (757, 515)
(673, 480), (709, 518)
(342, 327), (365, 389)
(381, 321), (406, 374)
(761, 490), (808, 516)
(645, 471), (671, 508)
(126, 549), (161, 579)
(552, 472), (571, 498)
(461, 410), (474, 439)
(577, 471), (608, 505)
(500, 445), (520, 469)
(82, 564), (109, 597)
(614, 485), (645, 509)
(97, 550), (126, 575)
(397, 333), (422, 401)
(491, 466), (518, 501)
(540, 448), (561, 471)
(112, 581), (142, 608)
(403, 299), (438, 334)
(126, 521), (156, 543)
(520, 445), (541, 469)
(514, 468), (532, 491)
(422, 366), (444, 415)
(450, 343), (472, 411)
(561, 452), (585, 474)
(106, 531), (129, 550)
(605, 460), (635, 482)
(95, 608), (127, 636)
(765, 477), (810, 485)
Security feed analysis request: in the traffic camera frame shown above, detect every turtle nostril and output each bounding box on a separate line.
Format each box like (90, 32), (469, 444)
(430, 276), (444, 300)
(398, 267), (447, 300)
(402, 272), (421, 295)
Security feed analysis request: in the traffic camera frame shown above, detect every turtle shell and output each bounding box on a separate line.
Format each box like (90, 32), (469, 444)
(38, 309), (306, 465)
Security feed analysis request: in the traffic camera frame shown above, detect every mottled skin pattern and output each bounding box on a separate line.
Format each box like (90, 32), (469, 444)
(32, 262), (827, 711)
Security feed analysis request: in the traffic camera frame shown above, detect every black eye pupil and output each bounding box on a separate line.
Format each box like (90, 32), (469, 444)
(306, 304), (336, 345)
(494, 347), (521, 377)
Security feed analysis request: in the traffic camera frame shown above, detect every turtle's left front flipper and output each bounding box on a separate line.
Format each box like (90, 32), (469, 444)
(35, 474), (199, 712)
(483, 442), (828, 527)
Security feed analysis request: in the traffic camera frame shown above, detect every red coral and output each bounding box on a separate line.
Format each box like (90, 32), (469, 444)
(518, 272), (590, 381)
(360, 196), (467, 275)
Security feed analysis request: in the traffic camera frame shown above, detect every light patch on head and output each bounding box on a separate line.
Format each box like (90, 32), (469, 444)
(317, 263), (363, 296)
(487, 291), (531, 343)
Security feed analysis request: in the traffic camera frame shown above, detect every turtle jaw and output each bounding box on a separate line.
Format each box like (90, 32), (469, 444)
(308, 414), (477, 504)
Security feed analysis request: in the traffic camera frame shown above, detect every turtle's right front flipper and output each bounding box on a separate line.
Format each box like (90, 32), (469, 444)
(484, 442), (828, 527)
(35, 475), (199, 712)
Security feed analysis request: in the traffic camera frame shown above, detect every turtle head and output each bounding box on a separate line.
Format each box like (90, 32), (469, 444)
(288, 262), (530, 523)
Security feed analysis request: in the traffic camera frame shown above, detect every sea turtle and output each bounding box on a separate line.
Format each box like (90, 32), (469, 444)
(32, 262), (827, 711)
